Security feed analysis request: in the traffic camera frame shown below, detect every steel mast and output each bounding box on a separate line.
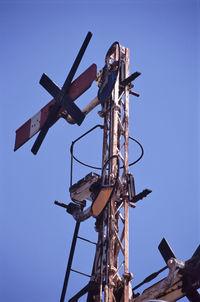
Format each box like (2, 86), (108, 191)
(91, 45), (132, 302)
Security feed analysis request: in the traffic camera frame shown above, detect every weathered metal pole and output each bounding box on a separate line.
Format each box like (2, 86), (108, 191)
(90, 44), (131, 302)
(106, 45), (131, 302)
(107, 46), (120, 302)
(124, 47), (130, 302)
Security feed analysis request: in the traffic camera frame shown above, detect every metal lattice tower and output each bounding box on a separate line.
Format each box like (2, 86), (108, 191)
(90, 45), (132, 302)
(14, 32), (200, 302)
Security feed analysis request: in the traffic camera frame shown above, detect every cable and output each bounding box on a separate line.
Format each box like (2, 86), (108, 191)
(126, 136), (144, 167)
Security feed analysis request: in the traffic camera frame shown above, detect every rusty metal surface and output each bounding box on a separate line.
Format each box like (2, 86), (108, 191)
(86, 44), (138, 301)
(131, 257), (200, 302)
(123, 47), (130, 302)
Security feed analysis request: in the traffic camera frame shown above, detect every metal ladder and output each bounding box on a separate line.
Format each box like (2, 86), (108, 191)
(55, 201), (97, 302)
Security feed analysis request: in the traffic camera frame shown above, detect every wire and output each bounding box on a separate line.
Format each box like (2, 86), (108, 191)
(70, 125), (144, 172)
(126, 136), (144, 167)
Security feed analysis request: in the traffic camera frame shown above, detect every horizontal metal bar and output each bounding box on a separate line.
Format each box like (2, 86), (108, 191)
(132, 265), (168, 291)
(70, 268), (91, 278)
(130, 90), (140, 97)
(77, 236), (97, 245)
(121, 71), (141, 86)
(54, 200), (68, 209)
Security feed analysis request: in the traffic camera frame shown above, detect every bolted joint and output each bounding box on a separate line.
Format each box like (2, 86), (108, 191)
(123, 272), (134, 282)
(111, 104), (121, 113)
(167, 257), (185, 270)
(98, 110), (106, 118)
(109, 266), (117, 275)
(108, 282), (115, 289)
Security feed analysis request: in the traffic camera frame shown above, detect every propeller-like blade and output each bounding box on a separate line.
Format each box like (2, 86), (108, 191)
(121, 71), (141, 87)
(61, 95), (85, 125)
(192, 245), (200, 259)
(39, 73), (60, 98)
(31, 32), (92, 155)
(158, 238), (176, 263)
(62, 31), (92, 93)
(31, 102), (60, 154)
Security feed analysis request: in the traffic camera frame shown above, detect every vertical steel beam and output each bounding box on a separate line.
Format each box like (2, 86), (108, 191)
(108, 46), (120, 302)
(124, 47), (130, 302)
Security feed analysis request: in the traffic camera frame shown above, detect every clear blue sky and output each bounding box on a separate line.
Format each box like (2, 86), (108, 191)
(1, 1), (199, 301)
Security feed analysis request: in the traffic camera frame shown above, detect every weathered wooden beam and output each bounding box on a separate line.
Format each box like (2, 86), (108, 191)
(132, 255), (200, 302)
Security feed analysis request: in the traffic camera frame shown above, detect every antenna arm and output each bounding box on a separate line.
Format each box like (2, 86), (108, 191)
(67, 203), (92, 222)
(132, 258), (185, 302)
(61, 96), (100, 124)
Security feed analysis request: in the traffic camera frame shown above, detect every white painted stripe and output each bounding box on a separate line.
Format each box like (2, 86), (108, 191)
(30, 111), (41, 137)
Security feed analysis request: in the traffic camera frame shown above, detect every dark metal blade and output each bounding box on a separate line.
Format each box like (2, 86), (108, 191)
(31, 32), (92, 154)
(31, 102), (60, 154)
(39, 73), (60, 99)
(61, 95), (85, 125)
(121, 72), (141, 87)
(131, 188), (152, 203)
(62, 32), (92, 94)
(186, 290), (200, 302)
(192, 245), (200, 259)
(158, 238), (176, 263)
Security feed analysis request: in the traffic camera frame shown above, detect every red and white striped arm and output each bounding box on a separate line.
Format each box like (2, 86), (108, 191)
(14, 64), (97, 151)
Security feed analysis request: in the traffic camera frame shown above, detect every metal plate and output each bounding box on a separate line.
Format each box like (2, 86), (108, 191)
(70, 172), (100, 203)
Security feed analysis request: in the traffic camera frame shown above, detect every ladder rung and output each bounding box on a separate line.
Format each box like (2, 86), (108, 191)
(77, 236), (97, 245)
(71, 268), (91, 278)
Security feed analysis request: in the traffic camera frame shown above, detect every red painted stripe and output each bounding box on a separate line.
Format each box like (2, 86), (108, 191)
(40, 99), (56, 129)
(14, 119), (31, 151)
(68, 63), (97, 100)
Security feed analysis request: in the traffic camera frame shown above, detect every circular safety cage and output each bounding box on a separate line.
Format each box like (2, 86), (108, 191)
(69, 124), (144, 188)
